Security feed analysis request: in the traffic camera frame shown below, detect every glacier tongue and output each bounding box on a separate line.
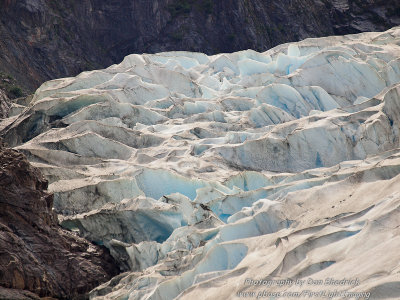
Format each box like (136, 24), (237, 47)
(2, 27), (400, 299)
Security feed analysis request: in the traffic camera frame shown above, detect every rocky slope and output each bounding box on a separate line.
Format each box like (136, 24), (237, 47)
(0, 140), (119, 299)
(0, 90), (10, 119)
(1, 27), (400, 299)
(0, 0), (399, 92)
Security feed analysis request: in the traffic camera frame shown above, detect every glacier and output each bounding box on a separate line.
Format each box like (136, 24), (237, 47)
(1, 27), (400, 299)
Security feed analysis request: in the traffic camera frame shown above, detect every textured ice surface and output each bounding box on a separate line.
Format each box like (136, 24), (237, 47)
(2, 27), (400, 299)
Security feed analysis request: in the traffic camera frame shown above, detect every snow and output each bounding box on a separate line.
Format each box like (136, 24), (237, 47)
(2, 26), (400, 300)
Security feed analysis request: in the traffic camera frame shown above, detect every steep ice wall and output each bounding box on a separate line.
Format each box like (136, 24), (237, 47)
(1, 27), (400, 299)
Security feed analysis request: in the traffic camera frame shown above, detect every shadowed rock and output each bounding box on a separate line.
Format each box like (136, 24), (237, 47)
(0, 139), (119, 299)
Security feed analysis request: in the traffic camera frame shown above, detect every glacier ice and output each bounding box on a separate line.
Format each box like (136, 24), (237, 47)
(2, 27), (400, 299)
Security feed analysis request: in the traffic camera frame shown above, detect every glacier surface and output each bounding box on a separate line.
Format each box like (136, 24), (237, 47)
(2, 27), (400, 299)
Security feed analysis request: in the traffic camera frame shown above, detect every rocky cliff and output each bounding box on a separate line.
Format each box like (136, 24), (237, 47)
(0, 139), (119, 299)
(0, 90), (9, 119)
(0, 0), (399, 92)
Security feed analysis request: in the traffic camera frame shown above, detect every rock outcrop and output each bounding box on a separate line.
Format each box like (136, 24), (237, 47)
(0, 90), (10, 119)
(0, 0), (399, 92)
(0, 140), (119, 299)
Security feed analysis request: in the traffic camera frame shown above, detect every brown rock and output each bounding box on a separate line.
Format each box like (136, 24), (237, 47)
(0, 287), (40, 300)
(0, 139), (119, 299)
(0, 90), (10, 119)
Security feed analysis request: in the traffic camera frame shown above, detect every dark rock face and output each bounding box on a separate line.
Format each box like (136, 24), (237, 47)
(0, 287), (41, 300)
(0, 140), (119, 299)
(0, 0), (399, 92)
(0, 90), (10, 119)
